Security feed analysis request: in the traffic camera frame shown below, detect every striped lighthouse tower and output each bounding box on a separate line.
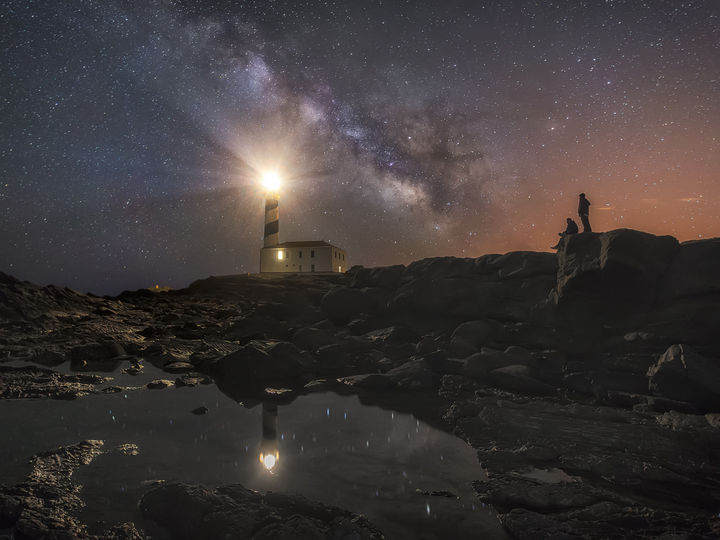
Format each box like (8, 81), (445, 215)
(263, 192), (279, 247)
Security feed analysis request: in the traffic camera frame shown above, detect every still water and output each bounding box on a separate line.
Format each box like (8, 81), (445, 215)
(0, 364), (508, 539)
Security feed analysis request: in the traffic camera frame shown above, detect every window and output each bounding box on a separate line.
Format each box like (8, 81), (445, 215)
(277, 250), (284, 260)
(311, 250), (315, 258)
(299, 265), (302, 272)
(338, 266), (341, 272)
(299, 250), (302, 258)
(311, 264), (315, 272)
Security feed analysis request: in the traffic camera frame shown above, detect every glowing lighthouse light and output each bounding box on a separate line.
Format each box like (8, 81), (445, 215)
(261, 171), (281, 192)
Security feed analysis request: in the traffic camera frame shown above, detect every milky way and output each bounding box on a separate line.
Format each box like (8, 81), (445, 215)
(2, 0), (718, 293)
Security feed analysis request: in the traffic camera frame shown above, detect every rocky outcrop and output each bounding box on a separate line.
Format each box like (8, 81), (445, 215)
(140, 482), (383, 540)
(648, 344), (720, 411)
(3, 228), (720, 539)
(0, 365), (106, 399)
(210, 342), (304, 388)
(0, 440), (143, 539)
(456, 396), (720, 539)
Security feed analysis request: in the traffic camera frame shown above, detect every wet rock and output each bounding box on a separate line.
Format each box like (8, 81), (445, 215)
(140, 482), (383, 540)
(415, 489), (457, 498)
(266, 341), (313, 370)
(474, 473), (599, 512)
(0, 440), (141, 539)
(647, 344), (720, 411)
(212, 343), (303, 387)
(500, 503), (718, 540)
(456, 396), (720, 537)
(146, 379), (174, 390)
(338, 373), (395, 390)
(0, 365), (104, 399)
(313, 341), (381, 377)
(163, 361), (195, 374)
(175, 374), (212, 387)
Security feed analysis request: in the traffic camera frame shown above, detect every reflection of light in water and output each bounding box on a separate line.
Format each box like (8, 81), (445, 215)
(260, 452), (278, 471)
(260, 402), (279, 473)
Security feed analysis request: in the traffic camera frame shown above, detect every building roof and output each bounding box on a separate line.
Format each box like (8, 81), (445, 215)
(271, 240), (343, 249)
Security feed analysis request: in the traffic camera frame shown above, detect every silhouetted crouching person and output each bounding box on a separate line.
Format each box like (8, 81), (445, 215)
(578, 193), (591, 232)
(551, 218), (579, 249)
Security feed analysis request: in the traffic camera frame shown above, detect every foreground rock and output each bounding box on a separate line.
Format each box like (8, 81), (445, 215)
(0, 440), (142, 539)
(0, 365), (107, 399)
(140, 482), (383, 539)
(452, 393), (720, 539)
(647, 344), (720, 411)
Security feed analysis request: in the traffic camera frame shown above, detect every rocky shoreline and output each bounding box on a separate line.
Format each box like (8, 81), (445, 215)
(2, 228), (720, 538)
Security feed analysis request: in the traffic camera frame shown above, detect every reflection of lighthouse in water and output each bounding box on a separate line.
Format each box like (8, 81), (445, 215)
(259, 402), (279, 472)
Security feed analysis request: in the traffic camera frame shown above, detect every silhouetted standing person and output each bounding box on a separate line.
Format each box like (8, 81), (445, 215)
(578, 193), (591, 232)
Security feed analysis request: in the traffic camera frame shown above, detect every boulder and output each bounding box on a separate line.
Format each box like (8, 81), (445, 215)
(212, 343), (303, 386)
(163, 361), (195, 374)
(147, 379), (174, 390)
(449, 320), (493, 357)
(385, 359), (438, 390)
(555, 229), (679, 319)
(647, 344), (720, 411)
(292, 327), (336, 351)
(658, 238), (720, 302)
(266, 341), (313, 370)
(320, 287), (375, 323)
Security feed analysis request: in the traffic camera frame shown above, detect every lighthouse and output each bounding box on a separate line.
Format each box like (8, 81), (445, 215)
(263, 192), (280, 248)
(258, 171), (347, 273)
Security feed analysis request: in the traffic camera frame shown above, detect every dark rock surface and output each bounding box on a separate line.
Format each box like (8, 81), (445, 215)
(0, 440), (143, 539)
(140, 482), (383, 540)
(0, 365), (107, 399)
(2, 229), (720, 538)
(648, 344), (720, 411)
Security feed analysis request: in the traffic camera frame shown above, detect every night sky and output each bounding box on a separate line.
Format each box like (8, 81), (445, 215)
(2, 1), (718, 294)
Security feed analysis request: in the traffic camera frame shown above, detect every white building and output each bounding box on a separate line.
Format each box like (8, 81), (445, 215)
(260, 241), (347, 273)
(259, 192), (347, 273)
